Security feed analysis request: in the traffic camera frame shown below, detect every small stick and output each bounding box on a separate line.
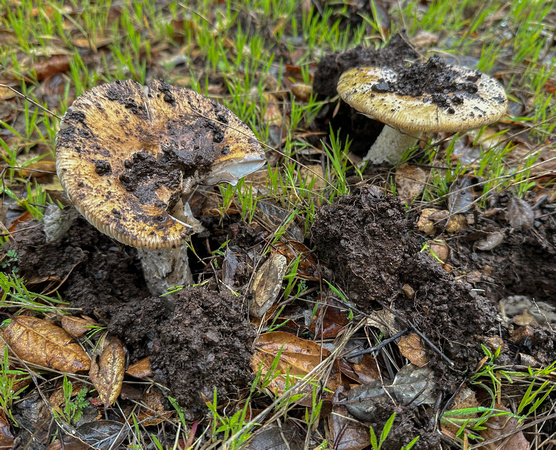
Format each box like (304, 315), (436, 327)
(346, 329), (409, 359)
(407, 320), (454, 367)
(0, 83), (62, 120)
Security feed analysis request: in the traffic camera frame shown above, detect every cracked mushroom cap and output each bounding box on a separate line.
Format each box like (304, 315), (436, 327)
(337, 57), (508, 132)
(56, 79), (265, 250)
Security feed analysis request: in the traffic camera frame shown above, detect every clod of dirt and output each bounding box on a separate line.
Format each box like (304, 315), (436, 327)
(7, 218), (148, 318)
(311, 187), (512, 447)
(109, 281), (255, 417)
(7, 219), (255, 416)
(313, 34), (419, 157)
(311, 186), (500, 375)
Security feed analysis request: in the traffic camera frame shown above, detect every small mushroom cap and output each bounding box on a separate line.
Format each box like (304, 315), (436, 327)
(56, 80), (265, 250)
(337, 65), (507, 132)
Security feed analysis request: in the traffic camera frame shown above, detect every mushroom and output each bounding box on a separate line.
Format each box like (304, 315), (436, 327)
(56, 79), (265, 296)
(336, 55), (508, 164)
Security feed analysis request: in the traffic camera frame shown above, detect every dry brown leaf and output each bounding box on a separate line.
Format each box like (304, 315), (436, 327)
(61, 316), (99, 338)
(339, 354), (380, 385)
(297, 164), (326, 191)
(395, 164), (427, 203)
(251, 331), (339, 403)
(7, 211), (33, 233)
(290, 83), (312, 102)
(398, 333), (429, 367)
(4, 316), (90, 373)
(272, 240), (320, 281)
(89, 336), (125, 409)
(309, 298), (350, 339)
(477, 403), (529, 449)
(138, 392), (172, 426)
(27, 55), (71, 81)
(16, 161), (56, 180)
(328, 386), (370, 450)
(441, 387), (478, 439)
(250, 254), (288, 318)
(0, 411), (14, 449)
(45, 437), (90, 450)
(0, 86), (16, 100)
(126, 356), (153, 378)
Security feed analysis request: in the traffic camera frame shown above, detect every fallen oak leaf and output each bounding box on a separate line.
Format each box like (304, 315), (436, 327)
(0, 410), (14, 449)
(126, 356), (153, 379)
(138, 392), (173, 426)
(398, 333), (429, 367)
(251, 331), (340, 404)
(89, 336), (125, 409)
(61, 315), (99, 339)
(478, 403), (529, 449)
(4, 316), (90, 373)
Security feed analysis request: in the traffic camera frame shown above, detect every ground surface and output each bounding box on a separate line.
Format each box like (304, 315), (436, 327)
(1, 0), (555, 449)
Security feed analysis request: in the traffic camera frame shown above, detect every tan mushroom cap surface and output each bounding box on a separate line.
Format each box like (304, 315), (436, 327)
(337, 65), (508, 132)
(56, 79), (265, 250)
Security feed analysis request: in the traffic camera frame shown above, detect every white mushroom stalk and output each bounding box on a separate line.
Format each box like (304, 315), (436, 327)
(337, 61), (508, 164)
(56, 79), (266, 298)
(365, 125), (420, 164)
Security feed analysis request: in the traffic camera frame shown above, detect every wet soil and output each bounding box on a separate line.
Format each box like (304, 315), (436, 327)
(311, 187), (500, 374)
(313, 34), (419, 157)
(373, 55), (482, 110)
(109, 281), (256, 417)
(6, 218), (255, 416)
(311, 187), (556, 448)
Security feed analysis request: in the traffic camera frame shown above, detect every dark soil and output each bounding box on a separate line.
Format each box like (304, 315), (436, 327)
(372, 55), (483, 110)
(313, 34), (419, 157)
(311, 186), (500, 374)
(109, 281), (256, 418)
(311, 187), (556, 448)
(7, 218), (255, 416)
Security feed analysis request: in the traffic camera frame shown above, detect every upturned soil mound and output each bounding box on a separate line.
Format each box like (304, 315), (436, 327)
(311, 186), (556, 448)
(311, 186), (500, 376)
(7, 218), (255, 416)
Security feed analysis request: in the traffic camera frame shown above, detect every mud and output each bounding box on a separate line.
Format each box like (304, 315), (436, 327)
(109, 281), (255, 417)
(311, 187), (500, 377)
(6, 218), (255, 416)
(373, 55), (482, 110)
(311, 187), (556, 448)
(313, 34), (419, 157)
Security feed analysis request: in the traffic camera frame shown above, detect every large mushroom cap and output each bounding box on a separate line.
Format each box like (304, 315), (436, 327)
(337, 58), (508, 133)
(56, 80), (265, 250)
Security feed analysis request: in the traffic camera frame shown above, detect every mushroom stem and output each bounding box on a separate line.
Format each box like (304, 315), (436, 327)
(137, 245), (193, 297)
(363, 126), (420, 164)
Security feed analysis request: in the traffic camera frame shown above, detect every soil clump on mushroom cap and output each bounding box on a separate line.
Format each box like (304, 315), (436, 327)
(371, 55), (484, 110)
(312, 34), (419, 157)
(6, 218), (255, 417)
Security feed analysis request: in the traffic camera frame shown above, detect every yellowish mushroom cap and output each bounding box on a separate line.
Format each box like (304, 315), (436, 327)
(337, 64), (507, 132)
(56, 80), (265, 250)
